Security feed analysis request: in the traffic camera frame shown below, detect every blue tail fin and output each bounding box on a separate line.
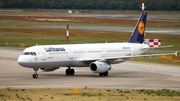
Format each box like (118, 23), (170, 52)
(128, 12), (147, 43)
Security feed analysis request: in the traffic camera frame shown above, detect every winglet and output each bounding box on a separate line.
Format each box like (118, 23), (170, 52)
(175, 51), (178, 56)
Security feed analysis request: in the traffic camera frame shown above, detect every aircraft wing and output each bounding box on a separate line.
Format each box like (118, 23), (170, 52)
(82, 51), (178, 63)
(141, 45), (173, 50)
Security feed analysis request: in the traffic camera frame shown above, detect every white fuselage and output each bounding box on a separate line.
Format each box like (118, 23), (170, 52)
(18, 43), (149, 69)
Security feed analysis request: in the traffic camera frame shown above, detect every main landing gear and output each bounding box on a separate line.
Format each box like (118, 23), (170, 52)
(99, 71), (108, 76)
(65, 67), (75, 75)
(32, 68), (39, 78)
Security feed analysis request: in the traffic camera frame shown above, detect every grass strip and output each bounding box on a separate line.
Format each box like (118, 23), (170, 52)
(0, 88), (180, 101)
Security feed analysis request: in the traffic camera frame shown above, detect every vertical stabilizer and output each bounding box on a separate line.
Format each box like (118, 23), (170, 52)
(128, 12), (147, 43)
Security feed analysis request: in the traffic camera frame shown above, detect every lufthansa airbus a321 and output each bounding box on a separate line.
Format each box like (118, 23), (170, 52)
(18, 12), (178, 78)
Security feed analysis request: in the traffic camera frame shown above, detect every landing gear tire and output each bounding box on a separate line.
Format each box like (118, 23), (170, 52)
(66, 69), (70, 75)
(99, 73), (104, 76)
(104, 72), (108, 76)
(66, 68), (75, 76)
(70, 69), (75, 75)
(99, 72), (108, 77)
(32, 73), (38, 78)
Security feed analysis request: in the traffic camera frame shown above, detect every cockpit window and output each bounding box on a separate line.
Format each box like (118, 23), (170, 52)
(24, 52), (30, 55)
(30, 52), (34, 55)
(22, 52), (37, 56)
(33, 52), (37, 55)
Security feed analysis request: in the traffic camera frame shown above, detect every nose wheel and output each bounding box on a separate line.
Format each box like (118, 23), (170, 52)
(32, 68), (39, 78)
(32, 73), (38, 78)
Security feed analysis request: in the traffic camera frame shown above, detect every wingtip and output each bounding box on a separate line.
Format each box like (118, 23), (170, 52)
(175, 51), (178, 56)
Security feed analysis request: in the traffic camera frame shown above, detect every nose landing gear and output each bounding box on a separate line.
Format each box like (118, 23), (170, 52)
(32, 73), (38, 78)
(32, 68), (39, 78)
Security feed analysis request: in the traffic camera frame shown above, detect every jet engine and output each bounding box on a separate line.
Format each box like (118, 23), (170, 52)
(40, 67), (59, 72)
(89, 61), (111, 73)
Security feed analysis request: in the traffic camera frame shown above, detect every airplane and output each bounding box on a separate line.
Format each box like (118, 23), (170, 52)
(18, 12), (178, 78)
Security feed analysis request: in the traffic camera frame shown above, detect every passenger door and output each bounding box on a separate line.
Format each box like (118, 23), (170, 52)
(40, 48), (46, 61)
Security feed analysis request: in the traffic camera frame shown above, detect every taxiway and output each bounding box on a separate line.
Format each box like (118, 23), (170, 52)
(0, 47), (180, 89)
(0, 26), (180, 35)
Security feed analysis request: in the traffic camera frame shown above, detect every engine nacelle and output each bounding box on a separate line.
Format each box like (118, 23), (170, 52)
(89, 61), (111, 73)
(40, 67), (59, 72)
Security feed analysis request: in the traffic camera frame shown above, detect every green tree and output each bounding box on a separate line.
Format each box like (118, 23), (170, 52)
(0, 0), (179, 10)
(0, 1), (4, 7)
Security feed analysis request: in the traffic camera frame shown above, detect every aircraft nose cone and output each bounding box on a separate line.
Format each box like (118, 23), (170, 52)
(17, 56), (27, 67)
(18, 56), (23, 66)
(18, 56), (34, 68)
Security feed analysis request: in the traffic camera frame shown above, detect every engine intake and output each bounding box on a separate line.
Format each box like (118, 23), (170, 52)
(89, 61), (111, 73)
(40, 67), (59, 72)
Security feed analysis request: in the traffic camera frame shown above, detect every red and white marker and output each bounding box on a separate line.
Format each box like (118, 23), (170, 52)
(66, 24), (69, 42)
(142, 0), (145, 12)
(144, 39), (161, 48)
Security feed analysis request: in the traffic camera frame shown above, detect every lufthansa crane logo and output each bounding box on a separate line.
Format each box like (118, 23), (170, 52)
(138, 21), (145, 35)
